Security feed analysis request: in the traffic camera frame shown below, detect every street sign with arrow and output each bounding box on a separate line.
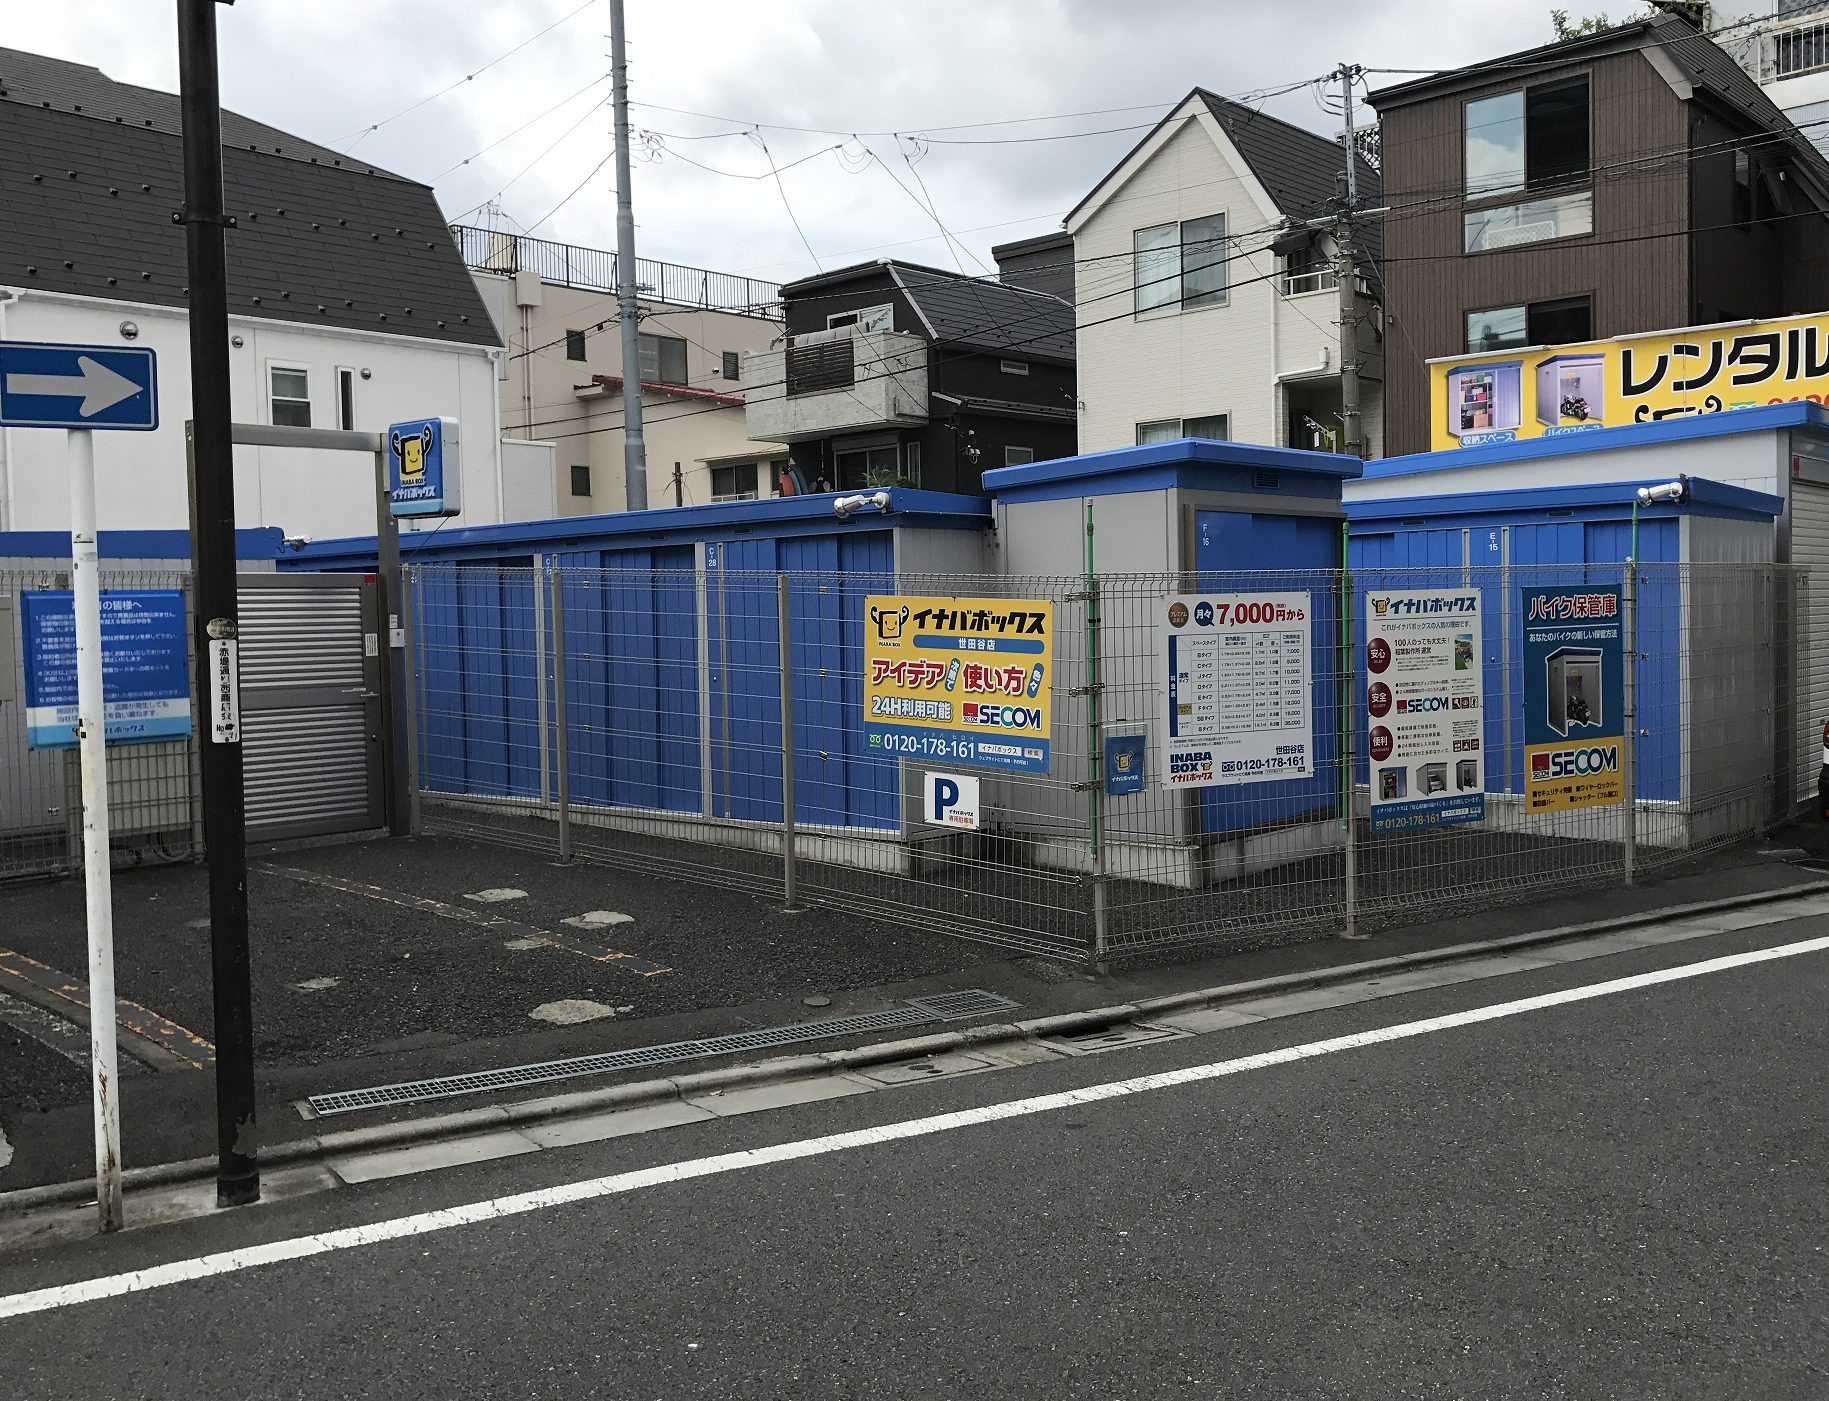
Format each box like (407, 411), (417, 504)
(0, 341), (158, 430)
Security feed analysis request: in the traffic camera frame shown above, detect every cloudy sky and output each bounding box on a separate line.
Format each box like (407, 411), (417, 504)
(11, 1), (1572, 286)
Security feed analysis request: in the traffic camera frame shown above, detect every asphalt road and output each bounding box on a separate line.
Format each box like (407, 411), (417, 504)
(3, 919), (1826, 1399)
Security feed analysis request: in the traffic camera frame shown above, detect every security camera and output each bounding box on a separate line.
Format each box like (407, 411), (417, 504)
(1636, 476), (1689, 506)
(833, 491), (893, 519)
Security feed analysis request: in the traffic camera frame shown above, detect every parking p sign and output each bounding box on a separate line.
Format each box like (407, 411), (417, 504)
(926, 772), (980, 830)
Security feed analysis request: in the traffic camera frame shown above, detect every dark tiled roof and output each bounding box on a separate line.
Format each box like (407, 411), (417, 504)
(1196, 91), (1383, 264)
(0, 47), (498, 347)
(890, 264), (1075, 363)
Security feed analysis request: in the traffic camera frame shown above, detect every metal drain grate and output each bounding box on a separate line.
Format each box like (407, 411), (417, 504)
(307, 988), (1021, 1118)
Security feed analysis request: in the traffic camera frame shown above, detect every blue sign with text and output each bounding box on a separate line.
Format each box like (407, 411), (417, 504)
(0, 341), (158, 430)
(388, 416), (463, 517)
(21, 590), (192, 749)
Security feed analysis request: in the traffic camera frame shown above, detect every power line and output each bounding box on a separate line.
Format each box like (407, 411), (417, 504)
(751, 129), (824, 274)
(524, 151), (615, 234)
(430, 76), (608, 183)
(445, 96), (613, 225)
(337, 0), (599, 150)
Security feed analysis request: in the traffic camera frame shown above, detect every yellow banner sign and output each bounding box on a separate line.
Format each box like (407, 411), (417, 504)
(1430, 309), (1829, 452)
(863, 594), (1054, 774)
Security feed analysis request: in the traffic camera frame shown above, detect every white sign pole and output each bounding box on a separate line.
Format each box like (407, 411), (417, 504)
(67, 427), (124, 1233)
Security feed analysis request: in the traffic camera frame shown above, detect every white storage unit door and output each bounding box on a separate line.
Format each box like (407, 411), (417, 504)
(237, 574), (384, 839)
(1790, 476), (1829, 805)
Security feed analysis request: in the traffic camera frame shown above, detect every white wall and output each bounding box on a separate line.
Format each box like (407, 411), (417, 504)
(0, 288), (506, 538)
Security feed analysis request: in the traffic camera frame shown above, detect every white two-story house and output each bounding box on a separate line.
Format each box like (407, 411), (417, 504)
(1065, 88), (1385, 456)
(0, 47), (552, 540)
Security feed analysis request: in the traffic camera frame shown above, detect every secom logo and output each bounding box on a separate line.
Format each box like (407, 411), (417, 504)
(1531, 745), (1620, 779)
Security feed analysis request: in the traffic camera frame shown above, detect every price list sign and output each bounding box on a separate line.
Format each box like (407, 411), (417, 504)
(1162, 593), (1313, 787)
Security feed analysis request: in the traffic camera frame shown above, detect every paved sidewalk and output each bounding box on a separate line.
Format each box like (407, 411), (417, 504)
(0, 823), (1823, 1194)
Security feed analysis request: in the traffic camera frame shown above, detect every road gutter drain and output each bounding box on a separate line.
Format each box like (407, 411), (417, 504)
(306, 989), (1019, 1118)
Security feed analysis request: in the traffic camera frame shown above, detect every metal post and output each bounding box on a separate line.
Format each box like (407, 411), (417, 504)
(1622, 560), (1638, 887)
(673, 461), (684, 509)
(399, 562), (423, 838)
(777, 572), (799, 911)
(550, 567), (572, 865)
(1085, 502), (1107, 964)
(372, 447), (409, 838)
(609, 0), (647, 510)
(532, 557), (551, 808)
(1340, 523), (1361, 939)
(67, 429), (122, 1232)
(176, 0), (258, 1209)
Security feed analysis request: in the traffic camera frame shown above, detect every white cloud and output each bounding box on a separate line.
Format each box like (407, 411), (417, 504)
(7, 0), (1558, 284)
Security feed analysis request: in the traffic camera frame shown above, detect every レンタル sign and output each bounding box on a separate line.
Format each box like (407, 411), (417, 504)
(1521, 586), (1624, 813)
(1365, 589), (1484, 834)
(1162, 593), (1313, 787)
(20, 590), (191, 749)
(863, 595), (1054, 774)
(1431, 309), (1829, 451)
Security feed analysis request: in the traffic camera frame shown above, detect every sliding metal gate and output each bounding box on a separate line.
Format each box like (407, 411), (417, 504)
(239, 573), (385, 840)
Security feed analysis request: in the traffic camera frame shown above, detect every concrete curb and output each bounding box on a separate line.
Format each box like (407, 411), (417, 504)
(6, 875), (1826, 1215)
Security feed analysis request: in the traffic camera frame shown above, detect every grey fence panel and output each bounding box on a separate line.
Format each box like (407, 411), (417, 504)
(408, 559), (1809, 965)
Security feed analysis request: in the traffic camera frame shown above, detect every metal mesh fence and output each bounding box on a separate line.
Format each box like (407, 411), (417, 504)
(0, 566), (201, 880)
(410, 559), (1807, 965)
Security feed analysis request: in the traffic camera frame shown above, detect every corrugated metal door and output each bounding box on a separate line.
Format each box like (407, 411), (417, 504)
(1790, 478), (1829, 804)
(238, 573), (384, 838)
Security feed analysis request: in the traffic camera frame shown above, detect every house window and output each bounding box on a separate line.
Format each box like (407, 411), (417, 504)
(835, 444), (901, 488)
(638, 333), (687, 384)
(1775, 17), (1829, 78)
(711, 462), (759, 501)
(827, 304), (893, 332)
(1005, 446), (1036, 466)
(570, 464), (591, 497)
(565, 329), (587, 361)
(1184, 413), (1229, 440)
(999, 359), (1030, 376)
(1134, 213), (1229, 314)
(721, 350), (741, 380)
(1466, 297), (1591, 352)
(336, 367), (356, 431)
(1464, 78), (1590, 198)
(904, 441), (920, 486)
(1464, 190), (1593, 253)
(1136, 415), (1228, 445)
(268, 366), (311, 427)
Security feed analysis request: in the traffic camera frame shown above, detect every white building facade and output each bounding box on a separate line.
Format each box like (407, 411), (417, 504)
(1065, 90), (1384, 457)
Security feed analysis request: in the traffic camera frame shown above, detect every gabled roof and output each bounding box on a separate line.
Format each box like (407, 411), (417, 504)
(1065, 88), (1381, 265)
(0, 48), (498, 347)
(780, 259), (1075, 363)
(891, 265), (1075, 363)
(1367, 14), (1829, 201)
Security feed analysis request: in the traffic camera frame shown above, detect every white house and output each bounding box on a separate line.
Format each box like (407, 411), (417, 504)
(1065, 89), (1385, 457)
(0, 48), (553, 541)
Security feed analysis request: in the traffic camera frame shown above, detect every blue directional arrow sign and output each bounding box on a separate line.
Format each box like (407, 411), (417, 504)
(0, 341), (158, 430)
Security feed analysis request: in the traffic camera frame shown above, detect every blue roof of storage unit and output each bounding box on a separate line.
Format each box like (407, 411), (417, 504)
(280, 488), (990, 569)
(1363, 402), (1829, 481)
(982, 437), (1364, 504)
(0, 527), (283, 560)
(1346, 476), (1784, 525)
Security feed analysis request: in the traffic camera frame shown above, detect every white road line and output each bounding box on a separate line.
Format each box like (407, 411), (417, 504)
(4, 932), (1826, 1321)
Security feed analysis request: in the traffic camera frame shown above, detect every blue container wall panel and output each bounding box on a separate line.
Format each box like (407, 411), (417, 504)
(779, 533), (897, 832)
(708, 537), (785, 824)
(446, 567), (544, 801)
(416, 569), (468, 798)
(553, 545), (701, 816)
(1586, 520), (1679, 807)
(1194, 510), (1345, 836)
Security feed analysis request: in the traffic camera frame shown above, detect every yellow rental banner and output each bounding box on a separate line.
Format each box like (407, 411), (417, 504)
(862, 594), (1054, 774)
(1430, 309), (1829, 452)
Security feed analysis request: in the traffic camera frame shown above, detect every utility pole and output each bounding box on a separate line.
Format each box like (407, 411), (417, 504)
(1334, 61), (1366, 461)
(673, 461), (683, 508)
(609, 0), (647, 510)
(176, 0), (260, 1208)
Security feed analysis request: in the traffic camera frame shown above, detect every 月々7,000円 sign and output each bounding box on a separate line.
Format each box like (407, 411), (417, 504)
(862, 595), (1053, 774)
(1162, 593), (1313, 787)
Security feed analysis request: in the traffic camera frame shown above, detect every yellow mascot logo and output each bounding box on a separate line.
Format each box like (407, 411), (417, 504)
(391, 423), (435, 481)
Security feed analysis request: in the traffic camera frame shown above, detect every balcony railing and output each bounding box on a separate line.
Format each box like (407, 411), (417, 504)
(450, 225), (782, 319)
(1281, 267), (1339, 296)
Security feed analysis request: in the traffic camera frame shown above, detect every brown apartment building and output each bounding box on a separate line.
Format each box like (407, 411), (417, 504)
(1370, 11), (1829, 456)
